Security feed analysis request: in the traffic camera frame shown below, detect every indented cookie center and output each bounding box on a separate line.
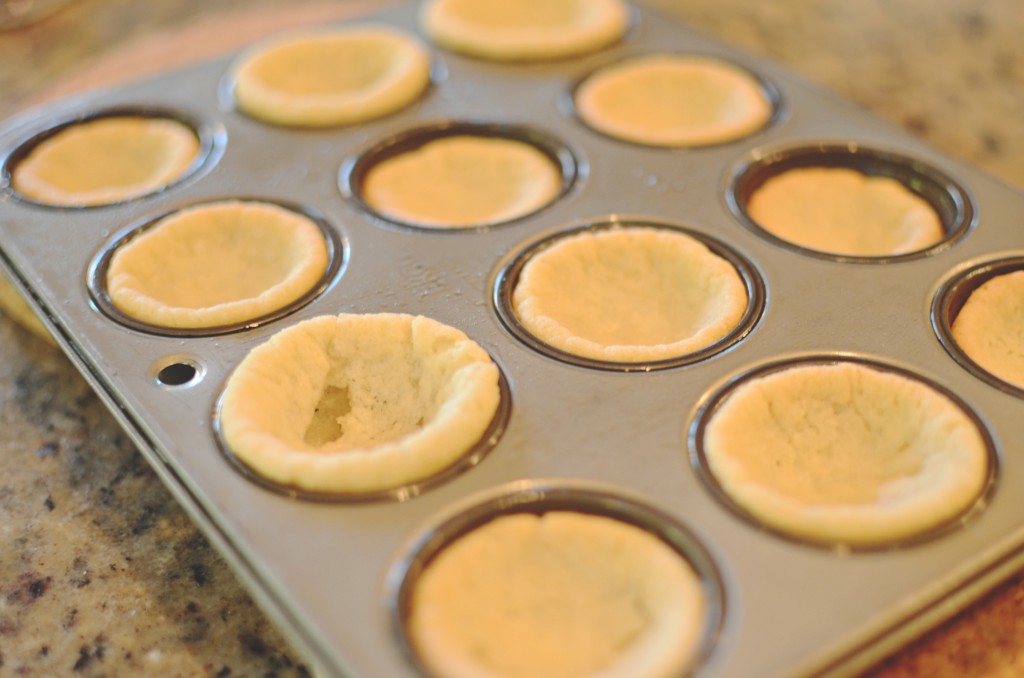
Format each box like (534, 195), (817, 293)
(219, 313), (503, 494)
(737, 391), (928, 504)
(456, 1), (577, 28)
(303, 384), (352, 447)
(258, 40), (396, 95)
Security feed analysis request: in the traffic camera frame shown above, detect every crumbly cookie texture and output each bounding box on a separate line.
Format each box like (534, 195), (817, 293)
(574, 54), (773, 146)
(747, 167), (944, 256)
(232, 25), (430, 127)
(513, 227), (748, 362)
(951, 270), (1024, 388)
(362, 135), (563, 227)
(219, 313), (501, 494)
(12, 116), (199, 206)
(105, 200), (329, 330)
(410, 511), (706, 678)
(420, 0), (629, 62)
(704, 362), (989, 545)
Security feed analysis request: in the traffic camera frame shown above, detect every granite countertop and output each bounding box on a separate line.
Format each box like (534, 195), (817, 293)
(1, 1), (1022, 676)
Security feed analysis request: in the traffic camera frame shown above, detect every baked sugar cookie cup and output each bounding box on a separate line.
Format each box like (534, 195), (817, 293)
(728, 143), (974, 262)
(3, 107), (217, 207)
(216, 313), (508, 499)
(573, 54), (776, 147)
(389, 482), (723, 678)
(420, 0), (630, 62)
(89, 199), (340, 334)
(691, 356), (996, 549)
(341, 121), (579, 231)
(494, 219), (764, 370)
(230, 25), (432, 127)
(933, 256), (1024, 397)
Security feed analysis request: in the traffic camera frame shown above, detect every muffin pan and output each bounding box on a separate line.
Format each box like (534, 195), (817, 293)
(2, 3), (1024, 677)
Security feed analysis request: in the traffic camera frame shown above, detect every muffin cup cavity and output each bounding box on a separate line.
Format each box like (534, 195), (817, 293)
(933, 255), (1024, 398)
(87, 198), (345, 337)
(569, 52), (781, 149)
(340, 120), (581, 232)
(689, 354), (998, 552)
(212, 349), (511, 504)
(727, 143), (974, 262)
(494, 218), (765, 372)
(387, 481), (724, 678)
(1, 105), (224, 208)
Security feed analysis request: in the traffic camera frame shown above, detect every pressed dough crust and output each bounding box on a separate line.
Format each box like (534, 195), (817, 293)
(746, 167), (944, 256)
(703, 362), (989, 545)
(512, 227), (748, 362)
(409, 511), (706, 678)
(232, 26), (431, 127)
(105, 200), (329, 329)
(219, 313), (501, 494)
(951, 270), (1024, 388)
(574, 55), (773, 147)
(11, 116), (200, 206)
(362, 136), (563, 227)
(420, 0), (629, 62)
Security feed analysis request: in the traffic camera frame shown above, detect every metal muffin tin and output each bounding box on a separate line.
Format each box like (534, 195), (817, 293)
(2, 3), (1024, 677)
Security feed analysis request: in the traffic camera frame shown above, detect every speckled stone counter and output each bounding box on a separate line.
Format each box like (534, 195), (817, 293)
(1, 1), (1022, 676)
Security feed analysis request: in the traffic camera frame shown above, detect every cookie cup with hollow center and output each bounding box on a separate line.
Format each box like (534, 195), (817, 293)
(408, 510), (706, 678)
(360, 135), (564, 228)
(700, 360), (990, 546)
(950, 269), (1024, 389)
(420, 0), (630, 62)
(574, 54), (773, 147)
(232, 26), (431, 127)
(218, 313), (502, 495)
(511, 226), (749, 363)
(746, 166), (944, 256)
(11, 116), (200, 206)
(104, 200), (330, 330)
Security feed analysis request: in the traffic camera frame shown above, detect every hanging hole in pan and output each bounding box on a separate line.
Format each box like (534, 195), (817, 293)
(1, 105), (225, 209)
(727, 142), (974, 263)
(689, 353), (998, 553)
(933, 255), (1024, 398)
(153, 355), (205, 389)
(493, 217), (765, 372)
(340, 120), (582, 232)
(386, 480), (725, 678)
(87, 197), (345, 337)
